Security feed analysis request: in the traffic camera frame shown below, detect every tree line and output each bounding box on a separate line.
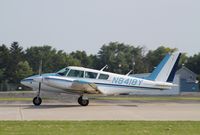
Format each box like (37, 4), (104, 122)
(0, 41), (199, 84)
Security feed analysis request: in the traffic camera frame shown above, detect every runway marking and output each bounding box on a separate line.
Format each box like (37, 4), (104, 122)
(19, 105), (24, 120)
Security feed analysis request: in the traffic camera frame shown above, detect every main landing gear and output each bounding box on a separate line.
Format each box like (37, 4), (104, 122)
(78, 95), (89, 106)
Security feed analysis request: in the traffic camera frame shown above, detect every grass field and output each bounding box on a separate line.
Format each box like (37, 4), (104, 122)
(92, 96), (200, 101)
(0, 98), (32, 101)
(0, 121), (200, 135)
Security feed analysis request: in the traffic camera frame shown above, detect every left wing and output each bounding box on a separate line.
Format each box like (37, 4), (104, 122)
(71, 80), (100, 94)
(42, 76), (101, 94)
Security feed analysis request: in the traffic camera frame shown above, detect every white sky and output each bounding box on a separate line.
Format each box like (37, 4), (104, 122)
(0, 0), (200, 56)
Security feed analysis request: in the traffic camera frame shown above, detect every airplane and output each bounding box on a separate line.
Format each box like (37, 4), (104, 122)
(21, 53), (181, 106)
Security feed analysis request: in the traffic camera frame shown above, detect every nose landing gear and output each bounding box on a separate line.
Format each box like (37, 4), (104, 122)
(33, 81), (42, 106)
(33, 60), (43, 106)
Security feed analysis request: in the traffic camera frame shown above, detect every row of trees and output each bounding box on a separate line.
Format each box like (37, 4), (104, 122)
(0, 42), (199, 84)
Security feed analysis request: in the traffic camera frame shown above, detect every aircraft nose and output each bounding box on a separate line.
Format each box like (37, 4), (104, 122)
(33, 76), (43, 83)
(20, 77), (34, 87)
(20, 79), (26, 86)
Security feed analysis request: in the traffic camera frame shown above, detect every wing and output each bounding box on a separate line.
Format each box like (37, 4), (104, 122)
(71, 80), (101, 94)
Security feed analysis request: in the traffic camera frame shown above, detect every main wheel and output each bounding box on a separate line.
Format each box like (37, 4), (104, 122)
(33, 97), (42, 106)
(78, 96), (89, 106)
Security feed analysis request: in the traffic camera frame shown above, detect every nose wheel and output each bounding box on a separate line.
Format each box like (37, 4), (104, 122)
(33, 96), (42, 106)
(33, 83), (42, 106)
(78, 96), (89, 106)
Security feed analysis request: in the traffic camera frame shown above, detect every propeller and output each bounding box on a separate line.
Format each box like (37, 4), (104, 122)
(37, 60), (43, 97)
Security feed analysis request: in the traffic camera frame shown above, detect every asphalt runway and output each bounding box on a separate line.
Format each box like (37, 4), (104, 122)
(0, 99), (200, 121)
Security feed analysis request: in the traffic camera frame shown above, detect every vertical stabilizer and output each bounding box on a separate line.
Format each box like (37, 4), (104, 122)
(147, 53), (181, 82)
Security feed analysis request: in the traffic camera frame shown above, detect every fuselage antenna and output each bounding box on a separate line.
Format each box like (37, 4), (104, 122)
(100, 65), (108, 71)
(126, 70), (133, 76)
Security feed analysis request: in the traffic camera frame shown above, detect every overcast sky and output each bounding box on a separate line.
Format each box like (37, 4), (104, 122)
(0, 0), (200, 56)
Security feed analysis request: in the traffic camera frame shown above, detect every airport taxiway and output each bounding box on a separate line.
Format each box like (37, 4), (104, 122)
(0, 100), (200, 121)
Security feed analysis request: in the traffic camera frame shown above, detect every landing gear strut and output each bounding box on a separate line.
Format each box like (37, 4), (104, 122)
(78, 96), (89, 106)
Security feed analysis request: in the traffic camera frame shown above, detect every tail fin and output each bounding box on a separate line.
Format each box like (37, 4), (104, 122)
(147, 53), (181, 82)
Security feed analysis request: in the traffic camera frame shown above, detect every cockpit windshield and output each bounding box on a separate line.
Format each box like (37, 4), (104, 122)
(57, 68), (69, 76)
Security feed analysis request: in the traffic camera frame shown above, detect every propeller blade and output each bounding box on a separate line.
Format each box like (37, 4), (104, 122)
(39, 60), (42, 76)
(38, 59), (43, 96)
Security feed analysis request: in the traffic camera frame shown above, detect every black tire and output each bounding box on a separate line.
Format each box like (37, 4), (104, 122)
(78, 96), (89, 106)
(33, 97), (42, 106)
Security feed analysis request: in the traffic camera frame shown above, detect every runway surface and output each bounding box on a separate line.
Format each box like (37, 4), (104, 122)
(0, 100), (200, 121)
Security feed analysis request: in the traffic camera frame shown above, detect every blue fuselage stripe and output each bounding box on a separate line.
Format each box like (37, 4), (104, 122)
(95, 82), (161, 90)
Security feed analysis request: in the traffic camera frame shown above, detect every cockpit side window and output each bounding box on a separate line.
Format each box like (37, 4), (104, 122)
(57, 68), (69, 76)
(67, 69), (84, 78)
(85, 71), (98, 79)
(98, 74), (109, 80)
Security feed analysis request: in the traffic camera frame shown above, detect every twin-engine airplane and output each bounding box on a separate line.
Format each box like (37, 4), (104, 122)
(21, 53), (181, 106)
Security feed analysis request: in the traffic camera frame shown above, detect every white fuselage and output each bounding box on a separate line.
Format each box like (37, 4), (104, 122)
(21, 66), (174, 95)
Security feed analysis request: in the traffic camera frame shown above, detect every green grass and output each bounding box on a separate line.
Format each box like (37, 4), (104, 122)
(93, 96), (200, 101)
(0, 98), (32, 101)
(0, 121), (200, 135)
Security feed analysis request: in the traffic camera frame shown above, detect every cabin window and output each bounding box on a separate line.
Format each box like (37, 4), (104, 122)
(85, 71), (98, 79)
(67, 69), (84, 78)
(98, 74), (109, 80)
(57, 68), (69, 76)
